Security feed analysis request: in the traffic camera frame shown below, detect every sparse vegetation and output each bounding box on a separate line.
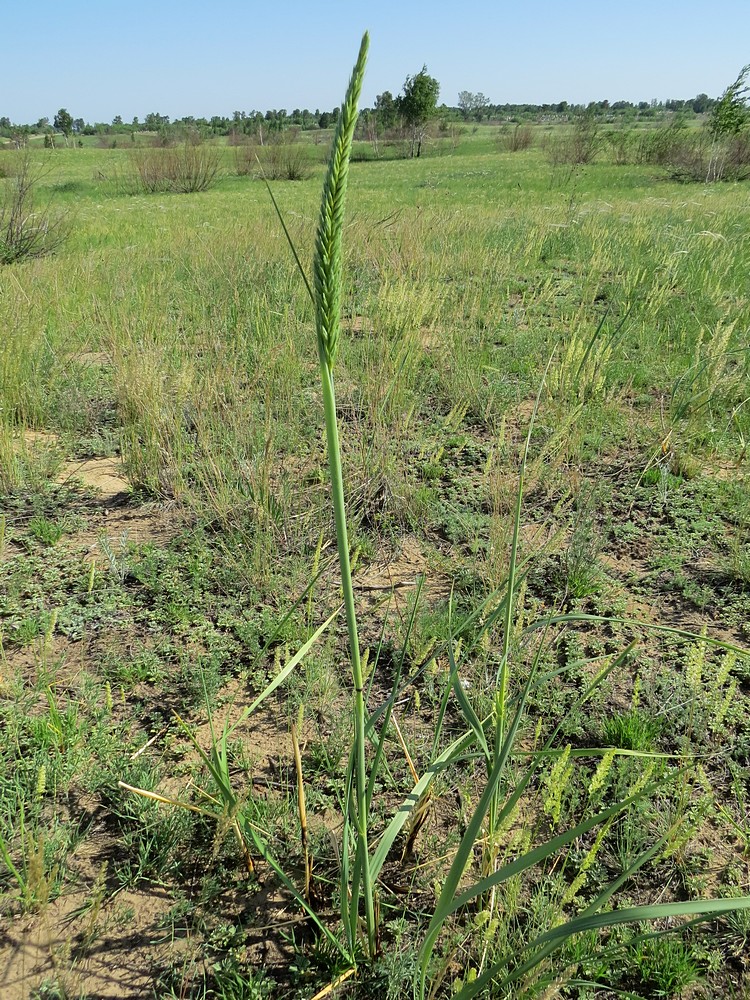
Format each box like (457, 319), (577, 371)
(2, 42), (750, 1000)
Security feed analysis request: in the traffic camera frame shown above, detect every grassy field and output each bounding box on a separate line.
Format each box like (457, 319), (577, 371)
(2, 122), (750, 1000)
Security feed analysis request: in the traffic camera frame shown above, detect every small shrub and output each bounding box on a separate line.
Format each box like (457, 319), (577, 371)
(234, 134), (312, 180)
(500, 124), (534, 152)
(662, 132), (713, 181)
(726, 132), (750, 177)
(233, 142), (261, 177)
(638, 118), (750, 182)
(126, 142), (221, 194)
(261, 134), (312, 181)
(635, 120), (690, 166)
(0, 150), (71, 264)
(605, 128), (632, 165)
(545, 112), (601, 166)
(168, 142), (221, 192)
(126, 147), (170, 193)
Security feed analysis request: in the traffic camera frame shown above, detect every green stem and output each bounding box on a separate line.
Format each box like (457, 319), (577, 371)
(319, 354), (376, 958)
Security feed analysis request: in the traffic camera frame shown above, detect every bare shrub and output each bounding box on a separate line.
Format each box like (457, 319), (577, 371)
(668, 131), (750, 182)
(665, 133), (712, 181)
(258, 134), (311, 180)
(126, 143), (221, 194)
(168, 143), (221, 192)
(182, 127), (204, 147)
(725, 133), (750, 179)
(500, 124), (534, 152)
(545, 113), (601, 166)
(0, 150), (71, 264)
(150, 129), (177, 148)
(631, 119), (750, 183)
(233, 133), (314, 180)
(233, 143), (261, 176)
(127, 147), (172, 193)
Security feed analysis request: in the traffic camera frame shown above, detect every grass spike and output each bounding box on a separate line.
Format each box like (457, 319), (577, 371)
(313, 32), (369, 369)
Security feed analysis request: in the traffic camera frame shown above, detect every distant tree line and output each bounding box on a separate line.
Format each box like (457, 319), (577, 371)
(446, 93), (717, 123)
(0, 89), (721, 147)
(0, 107), (346, 146)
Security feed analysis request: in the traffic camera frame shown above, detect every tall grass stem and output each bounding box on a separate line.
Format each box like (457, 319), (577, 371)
(312, 31), (376, 958)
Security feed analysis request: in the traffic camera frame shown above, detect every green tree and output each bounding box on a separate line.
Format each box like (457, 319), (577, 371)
(472, 92), (490, 121)
(144, 111), (170, 131)
(458, 90), (490, 121)
(709, 64), (750, 138)
(374, 90), (397, 131)
(691, 93), (710, 114)
(398, 66), (439, 156)
(457, 90), (475, 120)
(53, 108), (73, 143)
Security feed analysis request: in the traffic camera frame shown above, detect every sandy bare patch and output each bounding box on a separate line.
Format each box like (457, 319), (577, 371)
(14, 431), (177, 552)
(698, 460), (745, 483)
(1, 864), (176, 1000)
(74, 351), (111, 368)
(0, 787), (295, 999)
(60, 457), (130, 501)
(21, 430), (60, 449)
(419, 326), (444, 351)
(355, 534), (451, 616)
(347, 314), (369, 335)
(59, 457), (176, 552)
(20, 432), (128, 499)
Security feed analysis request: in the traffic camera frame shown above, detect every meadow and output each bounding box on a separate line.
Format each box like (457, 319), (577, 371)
(1, 102), (750, 1000)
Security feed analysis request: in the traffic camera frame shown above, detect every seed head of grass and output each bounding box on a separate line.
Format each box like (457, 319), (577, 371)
(313, 31), (369, 369)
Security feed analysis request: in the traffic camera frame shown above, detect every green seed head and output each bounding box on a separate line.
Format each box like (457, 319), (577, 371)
(313, 32), (369, 369)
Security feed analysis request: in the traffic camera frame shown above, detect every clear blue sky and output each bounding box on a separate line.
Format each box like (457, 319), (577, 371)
(3, 0), (748, 123)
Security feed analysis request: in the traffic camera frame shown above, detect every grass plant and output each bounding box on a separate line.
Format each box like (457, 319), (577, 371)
(309, 32), (378, 960)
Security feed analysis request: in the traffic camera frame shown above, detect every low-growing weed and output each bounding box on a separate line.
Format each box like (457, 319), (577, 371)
(632, 935), (703, 997)
(603, 709), (662, 752)
(27, 515), (66, 546)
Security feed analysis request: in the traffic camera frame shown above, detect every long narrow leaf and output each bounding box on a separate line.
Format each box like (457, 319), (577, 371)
(454, 897), (750, 1000)
(419, 782), (657, 996)
(366, 576), (426, 805)
(527, 613), (750, 657)
(418, 667), (543, 989)
(369, 727), (477, 881)
(454, 786), (658, 917)
(448, 635), (489, 763)
(227, 608), (339, 739)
